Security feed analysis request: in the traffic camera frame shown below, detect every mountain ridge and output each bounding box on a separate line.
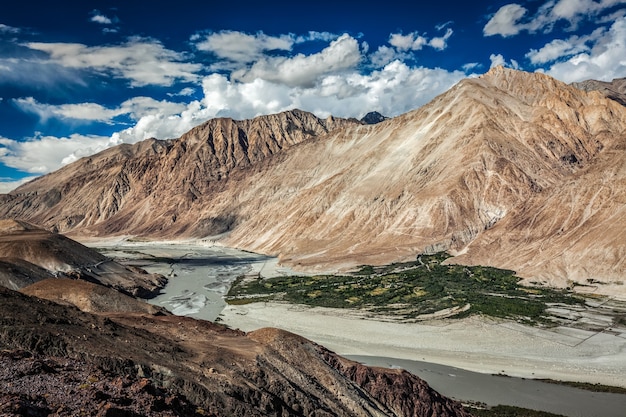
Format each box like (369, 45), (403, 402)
(2, 67), (626, 294)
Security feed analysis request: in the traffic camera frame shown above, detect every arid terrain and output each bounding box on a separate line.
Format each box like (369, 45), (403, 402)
(0, 284), (472, 417)
(2, 68), (626, 296)
(3, 67), (626, 416)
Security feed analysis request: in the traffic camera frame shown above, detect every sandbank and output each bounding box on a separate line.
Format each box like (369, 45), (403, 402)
(219, 302), (626, 389)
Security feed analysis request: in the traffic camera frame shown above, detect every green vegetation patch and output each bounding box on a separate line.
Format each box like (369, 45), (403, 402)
(226, 253), (584, 323)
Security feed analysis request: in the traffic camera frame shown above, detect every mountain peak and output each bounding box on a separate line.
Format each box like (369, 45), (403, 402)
(360, 111), (389, 124)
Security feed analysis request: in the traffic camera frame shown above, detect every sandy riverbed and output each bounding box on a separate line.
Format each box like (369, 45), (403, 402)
(219, 302), (626, 389)
(90, 240), (626, 415)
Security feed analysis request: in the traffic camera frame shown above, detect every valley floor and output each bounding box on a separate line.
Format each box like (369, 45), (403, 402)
(218, 302), (626, 389)
(92, 240), (626, 415)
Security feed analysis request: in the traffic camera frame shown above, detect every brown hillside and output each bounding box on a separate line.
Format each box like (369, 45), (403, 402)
(2, 68), (626, 294)
(0, 286), (472, 417)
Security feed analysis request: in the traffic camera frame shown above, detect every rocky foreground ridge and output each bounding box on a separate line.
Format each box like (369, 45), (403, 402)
(0, 219), (165, 298)
(2, 67), (626, 293)
(0, 284), (472, 416)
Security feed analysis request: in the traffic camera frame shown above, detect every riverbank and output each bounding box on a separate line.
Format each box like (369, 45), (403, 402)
(347, 355), (626, 417)
(91, 239), (298, 321)
(218, 302), (626, 389)
(91, 240), (626, 415)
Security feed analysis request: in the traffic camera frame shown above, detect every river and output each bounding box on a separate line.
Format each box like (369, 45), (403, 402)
(95, 242), (626, 417)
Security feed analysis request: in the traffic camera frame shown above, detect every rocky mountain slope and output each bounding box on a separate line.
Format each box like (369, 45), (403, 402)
(0, 219), (166, 297)
(572, 77), (626, 106)
(2, 67), (626, 293)
(0, 110), (358, 237)
(0, 285), (472, 416)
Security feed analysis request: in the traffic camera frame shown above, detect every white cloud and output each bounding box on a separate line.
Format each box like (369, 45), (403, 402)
(483, 4), (529, 37)
(525, 28), (603, 64)
(294, 31), (339, 43)
(490, 53), (507, 68)
(14, 96), (188, 125)
(14, 97), (124, 123)
(0, 134), (119, 174)
(462, 62), (482, 71)
(194, 30), (295, 63)
(489, 53), (521, 69)
(0, 57), (87, 89)
(540, 15), (626, 82)
(370, 45), (409, 67)
(436, 21), (454, 31)
(429, 28), (454, 50)
(388, 28), (454, 52)
(90, 13), (112, 25)
(1, 29), (470, 184)
(198, 60), (465, 120)
(0, 23), (20, 34)
(168, 87), (196, 97)
(389, 32), (428, 51)
(232, 34), (363, 88)
(0, 176), (37, 194)
(484, 0), (626, 37)
(25, 38), (202, 87)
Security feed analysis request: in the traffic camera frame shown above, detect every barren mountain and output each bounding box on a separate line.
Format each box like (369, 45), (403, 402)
(0, 286), (472, 417)
(572, 77), (626, 106)
(0, 219), (166, 297)
(2, 67), (626, 293)
(0, 110), (358, 237)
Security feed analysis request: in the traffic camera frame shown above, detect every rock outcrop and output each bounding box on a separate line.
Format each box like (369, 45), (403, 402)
(3, 68), (626, 294)
(572, 77), (626, 106)
(0, 286), (472, 416)
(0, 219), (166, 297)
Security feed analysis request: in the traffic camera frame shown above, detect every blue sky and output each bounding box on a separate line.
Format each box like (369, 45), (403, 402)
(1, 0), (625, 192)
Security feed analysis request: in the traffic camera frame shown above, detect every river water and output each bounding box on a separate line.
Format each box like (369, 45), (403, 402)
(96, 242), (626, 417)
(96, 242), (274, 321)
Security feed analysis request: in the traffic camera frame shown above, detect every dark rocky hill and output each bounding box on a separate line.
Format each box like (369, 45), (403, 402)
(0, 285), (472, 416)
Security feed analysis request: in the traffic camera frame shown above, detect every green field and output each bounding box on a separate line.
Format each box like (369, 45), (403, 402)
(226, 252), (585, 324)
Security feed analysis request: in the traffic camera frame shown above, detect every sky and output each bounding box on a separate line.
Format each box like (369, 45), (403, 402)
(1, 0), (625, 192)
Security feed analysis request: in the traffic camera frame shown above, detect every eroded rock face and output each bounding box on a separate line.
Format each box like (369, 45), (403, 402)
(3, 68), (626, 292)
(0, 286), (472, 417)
(572, 77), (626, 106)
(0, 110), (358, 237)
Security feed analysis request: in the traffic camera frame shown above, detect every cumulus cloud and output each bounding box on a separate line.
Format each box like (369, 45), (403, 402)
(0, 134), (119, 174)
(489, 53), (520, 69)
(484, 0), (626, 37)
(90, 10), (113, 25)
(25, 38), (202, 87)
(1, 29), (470, 183)
(525, 28), (604, 64)
(539, 15), (626, 82)
(232, 34), (363, 88)
(14, 96), (188, 125)
(194, 30), (295, 63)
(388, 28), (454, 51)
(483, 4), (530, 37)
(105, 62), (467, 145)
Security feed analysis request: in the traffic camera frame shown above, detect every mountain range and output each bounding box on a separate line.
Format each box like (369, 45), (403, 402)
(2, 66), (626, 296)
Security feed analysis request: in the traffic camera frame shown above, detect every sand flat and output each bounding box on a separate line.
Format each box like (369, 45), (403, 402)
(219, 302), (626, 389)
